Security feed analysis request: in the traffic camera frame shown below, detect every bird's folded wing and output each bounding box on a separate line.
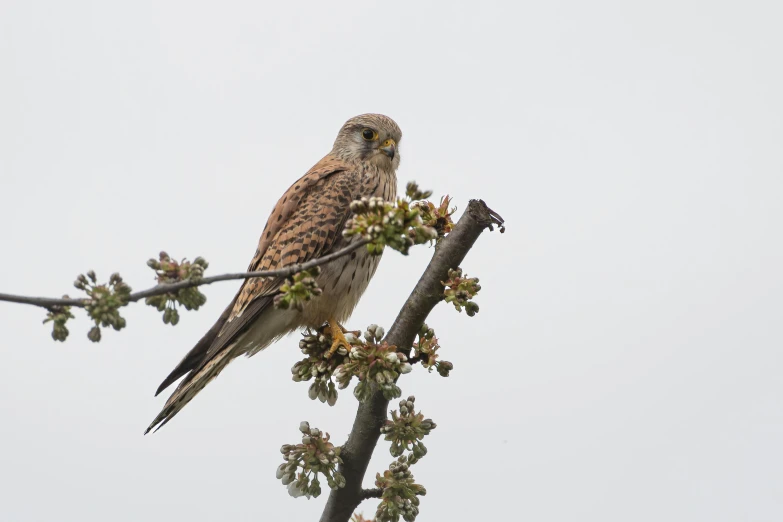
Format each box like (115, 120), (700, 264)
(207, 156), (357, 355)
(156, 156), (358, 398)
(154, 156), (356, 399)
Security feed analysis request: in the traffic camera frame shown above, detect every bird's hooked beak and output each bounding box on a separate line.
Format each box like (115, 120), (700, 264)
(380, 138), (396, 159)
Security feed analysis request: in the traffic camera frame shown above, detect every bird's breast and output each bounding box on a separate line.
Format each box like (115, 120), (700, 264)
(298, 166), (396, 327)
(300, 243), (381, 327)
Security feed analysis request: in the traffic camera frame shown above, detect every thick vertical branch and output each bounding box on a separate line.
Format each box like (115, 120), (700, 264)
(319, 199), (500, 522)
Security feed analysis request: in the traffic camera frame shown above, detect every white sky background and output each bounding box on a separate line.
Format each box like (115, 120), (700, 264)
(1, 1), (781, 520)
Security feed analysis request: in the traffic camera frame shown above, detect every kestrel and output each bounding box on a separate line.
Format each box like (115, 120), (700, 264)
(146, 114), (401, 433)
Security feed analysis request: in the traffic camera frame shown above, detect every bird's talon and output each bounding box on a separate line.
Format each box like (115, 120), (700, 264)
(325, 319), (353, 358)
(326, 333), (352, 359)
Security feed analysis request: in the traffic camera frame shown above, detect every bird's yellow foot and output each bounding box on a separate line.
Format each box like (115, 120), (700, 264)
(325, 319), (355, 358)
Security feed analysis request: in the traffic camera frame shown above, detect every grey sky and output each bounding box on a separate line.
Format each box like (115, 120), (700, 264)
(1, 1), (781, 521)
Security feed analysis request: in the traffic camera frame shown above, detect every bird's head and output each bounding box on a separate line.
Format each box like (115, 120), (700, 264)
(332, 113), (402, 171)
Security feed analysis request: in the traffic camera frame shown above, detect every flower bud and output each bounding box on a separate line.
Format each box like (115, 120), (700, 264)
(287, 481), (305, 498)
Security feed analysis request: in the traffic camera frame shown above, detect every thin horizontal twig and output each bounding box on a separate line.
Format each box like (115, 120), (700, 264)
(0, 239), (369, 310)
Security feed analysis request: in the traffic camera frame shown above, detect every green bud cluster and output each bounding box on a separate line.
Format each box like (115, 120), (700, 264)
(374, 455), (427, 522)
(404, 181), (433, 201)
(290, 324), (354, 406)
(442, 267), (481, 317)
(74, 271), (132, 342)
(42, 302), (75, 342)
(273, 267), (323, 311)
(343, 188), (438, 256)
(333, 324), (412, 402)
(380, 396), (436, 462)
(412, 323), (453, 377)
(145, 252), (209, 325)
(411, 194), (455, 239)
(291, 323), (414, 405)
(277, 421), (345, 499)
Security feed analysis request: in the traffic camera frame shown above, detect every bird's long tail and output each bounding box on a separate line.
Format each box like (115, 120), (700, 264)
(144, 345), (238, 434)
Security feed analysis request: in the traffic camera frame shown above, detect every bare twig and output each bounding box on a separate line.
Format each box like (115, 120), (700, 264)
(319, 199), (502, 522)
(0, 239), (369, 310)
(359, 488), (383, 500)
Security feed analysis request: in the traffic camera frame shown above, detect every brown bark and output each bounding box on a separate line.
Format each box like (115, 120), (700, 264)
(319, 199), (501, 522)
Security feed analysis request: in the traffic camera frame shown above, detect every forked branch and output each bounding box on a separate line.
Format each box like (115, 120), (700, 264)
(319, 199), (502, 522)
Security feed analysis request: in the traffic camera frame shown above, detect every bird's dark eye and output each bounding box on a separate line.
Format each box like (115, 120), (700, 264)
(361, 128), (378, 141)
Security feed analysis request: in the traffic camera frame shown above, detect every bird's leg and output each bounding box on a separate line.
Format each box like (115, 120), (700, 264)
(325, 318), (354, 358)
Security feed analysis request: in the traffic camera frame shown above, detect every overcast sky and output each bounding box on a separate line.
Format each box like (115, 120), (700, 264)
(1, 1), (781, 521)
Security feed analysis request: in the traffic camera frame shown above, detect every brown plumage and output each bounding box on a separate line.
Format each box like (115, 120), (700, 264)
(146, 114), (401, 433)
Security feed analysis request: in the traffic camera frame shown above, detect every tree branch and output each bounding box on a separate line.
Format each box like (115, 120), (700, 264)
(319, 199), (502, 522)
(0, 239), (369, 309)
(359, 488), (383, 500)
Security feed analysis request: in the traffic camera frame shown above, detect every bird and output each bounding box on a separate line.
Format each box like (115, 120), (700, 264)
(145, 114), (401, 434)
